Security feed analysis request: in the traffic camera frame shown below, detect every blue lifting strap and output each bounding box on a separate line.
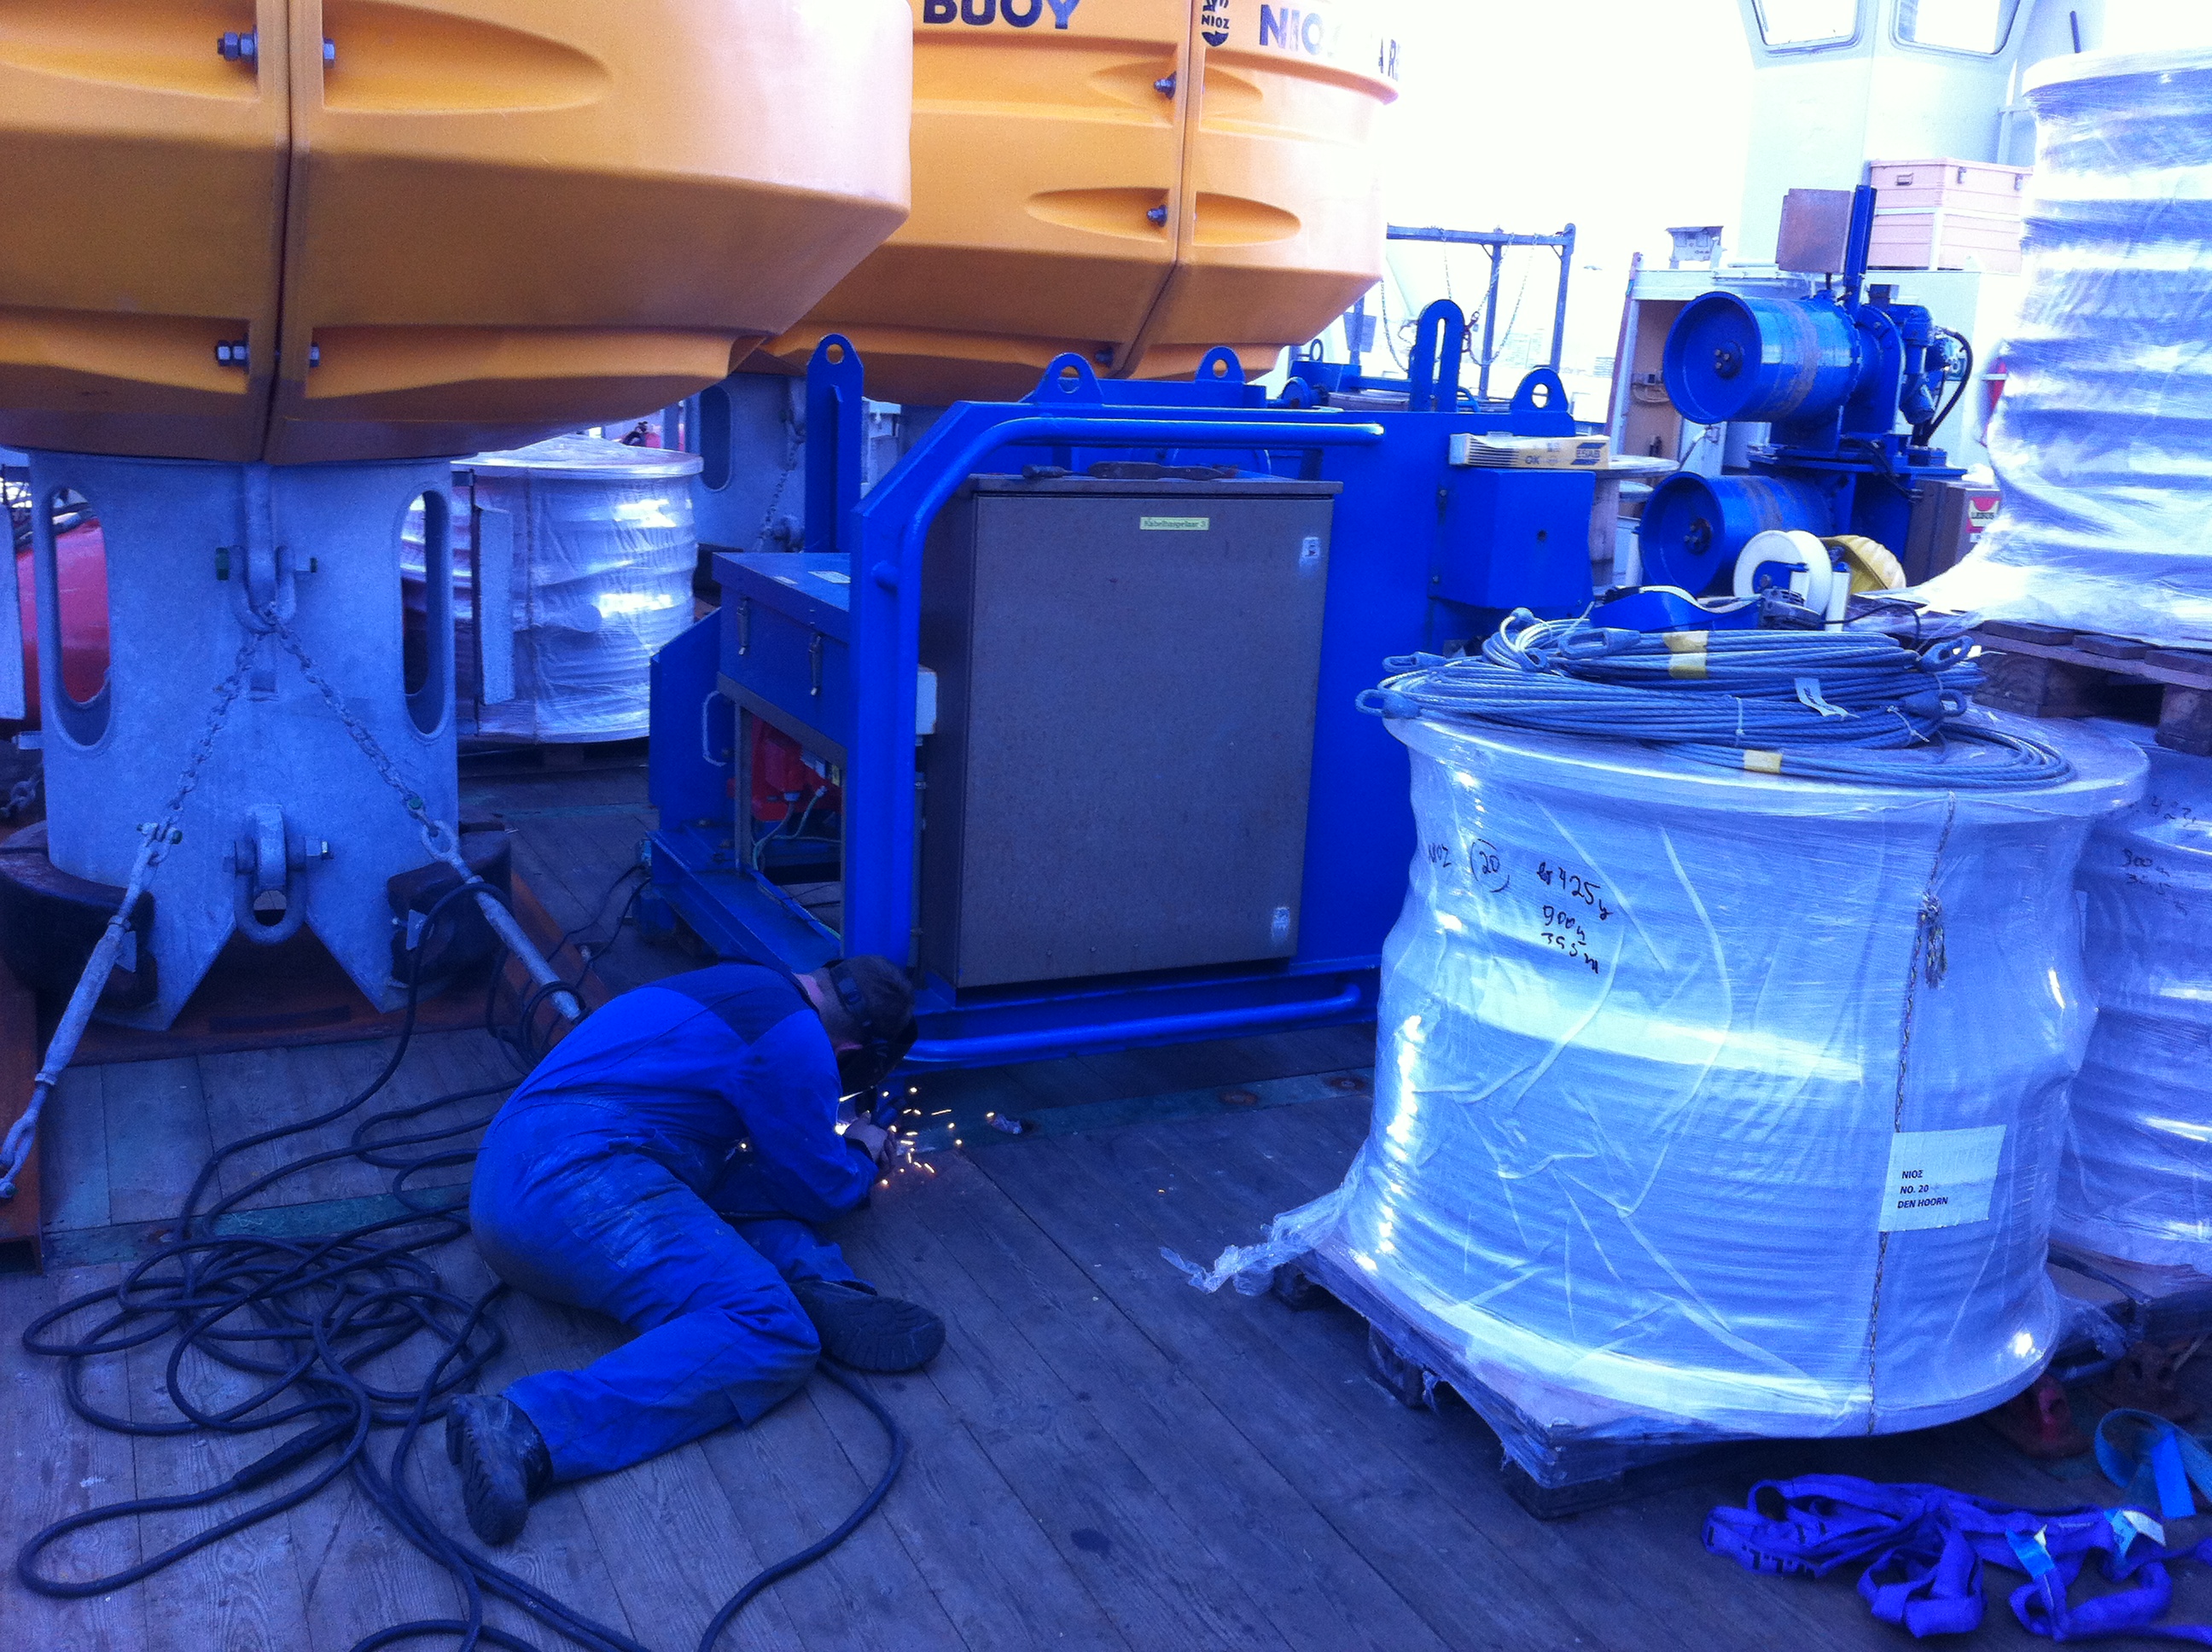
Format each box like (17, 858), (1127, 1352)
(2096, 1410), (2212, 1522)
(1707, 1475), (2212, 1642)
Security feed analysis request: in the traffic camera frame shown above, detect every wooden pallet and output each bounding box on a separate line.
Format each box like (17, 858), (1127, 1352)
(1974, 622), (2212, 754)
(0, 874), (602, 1273)
(1272, 1247), (1784, 1520)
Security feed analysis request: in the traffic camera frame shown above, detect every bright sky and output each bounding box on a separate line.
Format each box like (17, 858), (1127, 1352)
(1359, 1), (1756, 387)
(1379, 2), (1754, 272)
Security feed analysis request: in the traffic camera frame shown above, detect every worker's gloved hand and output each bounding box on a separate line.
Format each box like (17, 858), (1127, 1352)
(844, 1120), (896, 1169)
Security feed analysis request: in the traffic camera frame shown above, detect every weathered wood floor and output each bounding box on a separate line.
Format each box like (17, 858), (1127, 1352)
(4, 755), (2203, 1650)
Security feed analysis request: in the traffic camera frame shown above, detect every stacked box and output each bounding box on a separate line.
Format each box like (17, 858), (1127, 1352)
(1867, 158), (2029, 274)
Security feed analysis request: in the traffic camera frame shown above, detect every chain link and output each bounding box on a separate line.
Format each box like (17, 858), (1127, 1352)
(255, 604), (577, 1019)
(145, 631), (264, 866)
(254, 604), (452, 852)
(7, 604), (579, 1193)
(0, 628), (263, 1193)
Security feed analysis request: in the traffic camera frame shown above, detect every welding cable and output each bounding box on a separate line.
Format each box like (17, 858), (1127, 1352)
(692, 1363), (908, 1652)
(484, 861), (645, 1072)
(17, 875), (911, 1652)
(554, 861), (650, 962)
(1357, 610), (2071, 790)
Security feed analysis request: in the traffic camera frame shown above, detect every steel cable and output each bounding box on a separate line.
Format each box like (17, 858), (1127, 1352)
(1358, 610), (2072, 789)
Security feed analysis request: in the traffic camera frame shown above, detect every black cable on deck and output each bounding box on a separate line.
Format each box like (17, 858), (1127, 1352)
(15, 868), (905, 1652)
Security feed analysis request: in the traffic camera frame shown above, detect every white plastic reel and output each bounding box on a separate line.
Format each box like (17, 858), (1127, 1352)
(1734, 529), (1847, 627)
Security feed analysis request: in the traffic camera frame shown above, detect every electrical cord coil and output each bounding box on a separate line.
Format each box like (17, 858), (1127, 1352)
(1357, 610), (2073, 790)
(16, 870), (905, 1652)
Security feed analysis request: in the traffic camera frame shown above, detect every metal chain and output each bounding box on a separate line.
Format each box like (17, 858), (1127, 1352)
(751, 394), (804, 553)
(254, 605), (448, 850)
(256, 604), (578, 1019)
(0, 630), (262, 1195)
(148, 631), (265, 865)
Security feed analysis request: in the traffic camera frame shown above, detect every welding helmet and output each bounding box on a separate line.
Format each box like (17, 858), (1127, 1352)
(824, 956), (917, 1096)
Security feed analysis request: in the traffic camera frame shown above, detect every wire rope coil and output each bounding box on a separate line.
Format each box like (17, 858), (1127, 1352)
(1357, 609), (2072, 790)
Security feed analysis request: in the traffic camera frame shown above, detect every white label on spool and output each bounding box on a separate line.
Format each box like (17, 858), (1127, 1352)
(1880, 1126), (2005, 1231)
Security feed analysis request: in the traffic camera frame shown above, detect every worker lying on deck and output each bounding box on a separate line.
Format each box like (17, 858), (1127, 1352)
(445, 956), (940, 1545)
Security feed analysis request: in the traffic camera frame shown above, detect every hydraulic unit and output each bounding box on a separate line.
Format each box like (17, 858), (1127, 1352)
(646, 312), (1602, 1067)
(1638, 185), (1970, 600)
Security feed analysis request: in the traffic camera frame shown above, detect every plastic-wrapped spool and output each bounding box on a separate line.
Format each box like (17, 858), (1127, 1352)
(1915, 47), (2212, 645)
(406, 436), (701, 742)
(1662, 291), (1860, 426)
(1285, 713), (2139, 1471)
(2057, 729), (2212, 1269)
(1639, 471), (1833, 594)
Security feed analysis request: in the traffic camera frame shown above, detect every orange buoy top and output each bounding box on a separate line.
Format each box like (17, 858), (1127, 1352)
(759, 0), (1400, 404)
(0, 1), (912, 464)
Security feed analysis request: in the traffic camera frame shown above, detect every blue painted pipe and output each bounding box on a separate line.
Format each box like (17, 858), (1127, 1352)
(1638, 471), (1834, 596)
(1663, 292), (1860, 426)
(905, 983), (1367, 1066)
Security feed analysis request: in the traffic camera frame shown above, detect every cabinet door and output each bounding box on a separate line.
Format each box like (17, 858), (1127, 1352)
(945, 487), (1330, 986)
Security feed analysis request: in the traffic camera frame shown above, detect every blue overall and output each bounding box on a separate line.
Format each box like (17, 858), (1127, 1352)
(469, 964), (876, 1481)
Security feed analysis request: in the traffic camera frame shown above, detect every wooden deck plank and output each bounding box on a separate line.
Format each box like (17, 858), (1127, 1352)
(1069, 1024), (1377, 1102)
(100, 1059), (212, 1226)
(832, 1190), (1139, 1652)
(883, 1151), (1429, 1652)
(970, 1123), (1636, 1652)
(1049, 1105), (1965, 1652)
(44, 1067), (110, 1234)
(852, 1166), (1293, 1649)
(506, 815), (620, 930)
(121, 1273), (317, 1652)
(1, 1263), (149, 1652)
(692, 1374), (971, 1652)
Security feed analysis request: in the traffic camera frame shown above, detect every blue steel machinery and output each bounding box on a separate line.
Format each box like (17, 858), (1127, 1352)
(1638, 185), (1971, 602)
(644, 307), (1602, 1067)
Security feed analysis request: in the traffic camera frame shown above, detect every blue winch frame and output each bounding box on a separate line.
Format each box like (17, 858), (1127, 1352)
(645, 321), (1597, 1069)
(1640, 185), (1969, 595)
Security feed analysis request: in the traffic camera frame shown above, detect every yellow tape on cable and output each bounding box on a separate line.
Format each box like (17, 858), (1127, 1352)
(1667, 648), (1708, 680)
(1743, 750), (1784, 775)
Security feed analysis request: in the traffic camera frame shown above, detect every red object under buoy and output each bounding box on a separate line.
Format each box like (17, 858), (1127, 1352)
(16, 521), (109, 722)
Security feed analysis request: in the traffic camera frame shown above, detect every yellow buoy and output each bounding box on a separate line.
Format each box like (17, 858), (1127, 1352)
(0, 0), (914, 463)
(1824, 535), (1908, 593)
(759, 0), (1401, 404)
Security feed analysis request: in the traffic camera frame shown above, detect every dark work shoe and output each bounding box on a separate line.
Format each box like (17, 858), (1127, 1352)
(445, 1393), (553, 1546)
(789, 1278), (946, 1372)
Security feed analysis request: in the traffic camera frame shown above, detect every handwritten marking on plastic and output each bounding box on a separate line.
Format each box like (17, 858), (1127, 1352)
(1426, 838), (1511, 896)
(2146, 790), (2206, 829)
(1535, 858), (1610, 974)
(1469, 837), (1508, 893)
(1879, 1126), (2005, 1231)
(2122, 847), (2179, 896)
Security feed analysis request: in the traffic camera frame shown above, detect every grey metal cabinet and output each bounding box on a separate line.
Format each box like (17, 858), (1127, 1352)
(919, 473), (1340, 988)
